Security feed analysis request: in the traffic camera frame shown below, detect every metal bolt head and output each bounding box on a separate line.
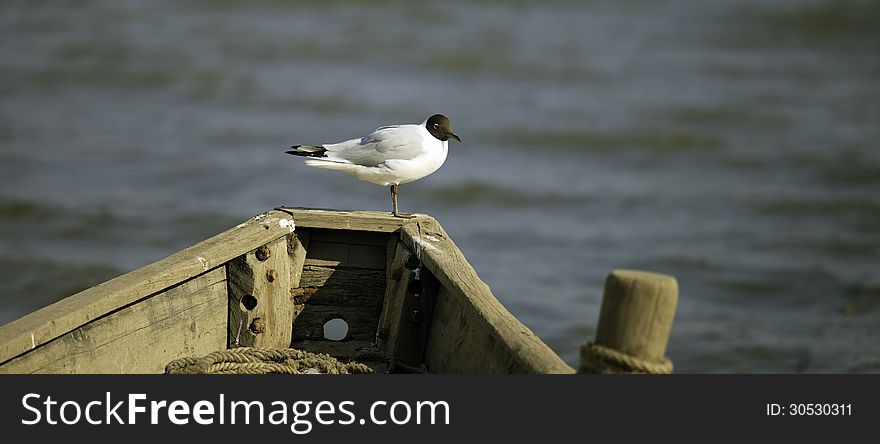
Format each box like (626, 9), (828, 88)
(266, 269), (278, 282)
(249, 317), (265, 334)
(405, 254), (420, 270)
(407, 278), (423, 297)
(255, 245), (270, 261)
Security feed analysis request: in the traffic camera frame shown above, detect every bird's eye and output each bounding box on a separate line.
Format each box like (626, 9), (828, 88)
(433, 123), (439, 130)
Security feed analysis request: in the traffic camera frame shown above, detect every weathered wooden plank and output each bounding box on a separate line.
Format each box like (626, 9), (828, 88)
(0, 210), (295, 364)
(227, 237), (293, 348)
(288, 230), (310, 288)
(391, 267), (439, 368)
(288, 231), (310, 327)
(292, 305), (381, 342)
(377, 240), (411, 352)
(291, 287), (384, 308)
(377, 238), (438, 369)
(0, 207), (571, 374)
(386, 234), (401, 277)
(0, 269), (227, 374)
(277, 208), (427, 233)
(295, 265), (385, 307)
(305, 242), (350, 268)
(304, 242), (387, 270)
(308, 229), (390, 246)
(400, 220), (575, 374)
(425, 285), (554, 374)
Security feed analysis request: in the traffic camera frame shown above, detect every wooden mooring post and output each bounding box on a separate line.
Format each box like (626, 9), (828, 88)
(580, 269), (678, 374)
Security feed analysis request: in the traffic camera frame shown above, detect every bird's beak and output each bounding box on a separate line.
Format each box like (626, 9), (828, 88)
(450, 133), (462, 143)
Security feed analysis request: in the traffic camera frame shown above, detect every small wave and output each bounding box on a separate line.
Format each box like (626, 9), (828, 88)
(654, 255), (723, 272)
(710, 277), (792, 296)
(495, 127), (725, 153)
(844, 280), (880, 317)
(748, 197), (880, 221)
(818, 162), (880, 186)
(770, 236), (879, 258)
(0, 199), (54, 222)
(0, 257), (123, 325)
(669, 105), (787, 130)
(0, 198), (126, 241)
(416, 180), (583, 209)
(732, 345), (813, 373)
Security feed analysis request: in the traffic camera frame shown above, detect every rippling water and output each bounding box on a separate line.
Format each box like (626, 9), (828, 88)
(2, 0), (878, 372)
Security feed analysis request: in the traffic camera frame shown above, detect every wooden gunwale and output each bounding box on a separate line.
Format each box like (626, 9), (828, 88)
(0, 208), (574, 374)
(400, 220), (575, 374)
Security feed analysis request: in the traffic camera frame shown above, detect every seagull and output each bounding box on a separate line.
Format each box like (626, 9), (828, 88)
(285, 114), (461, 218)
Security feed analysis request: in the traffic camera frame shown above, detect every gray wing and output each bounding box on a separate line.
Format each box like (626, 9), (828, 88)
(326, 125), (425, 167)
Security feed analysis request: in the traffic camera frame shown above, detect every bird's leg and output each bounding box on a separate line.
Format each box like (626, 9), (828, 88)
(390, 184), (415, 219)
(390, 184), (397, 214)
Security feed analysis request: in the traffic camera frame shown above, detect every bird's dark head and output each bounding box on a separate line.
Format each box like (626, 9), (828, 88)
(425, 114), (461, 143)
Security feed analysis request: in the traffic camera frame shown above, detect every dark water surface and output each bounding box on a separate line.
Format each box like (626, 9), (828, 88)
(1, 0), (878, 372)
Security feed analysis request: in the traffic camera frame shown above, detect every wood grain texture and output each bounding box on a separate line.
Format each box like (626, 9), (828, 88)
(295, 266), (385, 307)
(0, 207), (573, 375)
(288, 231), (310, 288)
(0, 269), (227, 374)
(292, 305), (382, 342)
(308, 229), (390, 246)
(0, 210), (295, 364)
(287, 231), (310, 333)
(377, 240), (410, 352)
(400, 220), (575, 374)
(304, 242), (387, 270)
(276, 208), (429, 233)
(227, 237), (293, 349)
(391, 268), (439, 368)
(594, 269), (678, 362)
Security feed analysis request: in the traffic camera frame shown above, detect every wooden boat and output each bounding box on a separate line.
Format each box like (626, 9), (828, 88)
(0, 208), (575, 374)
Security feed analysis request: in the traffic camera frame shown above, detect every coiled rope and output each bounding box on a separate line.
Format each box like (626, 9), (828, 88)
(579, 342), (673, 374)
(164, 347), (373, 375)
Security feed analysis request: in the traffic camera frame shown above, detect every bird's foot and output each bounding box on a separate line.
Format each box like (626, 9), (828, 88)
(391, 211), (417, 219)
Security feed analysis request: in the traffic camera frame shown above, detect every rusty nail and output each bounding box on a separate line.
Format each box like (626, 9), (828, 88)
(266, 269), (278, 282)
(249, 317), (265, 334)
(255, 245), (270, 261)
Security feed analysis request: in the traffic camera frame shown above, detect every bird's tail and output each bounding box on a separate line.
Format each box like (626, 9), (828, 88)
(285, 145), (327, 158)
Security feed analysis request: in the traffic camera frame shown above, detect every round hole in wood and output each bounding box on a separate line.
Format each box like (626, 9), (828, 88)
(241, 294), (258, 311)
(255, 245), (271, 261)
(323, 318), (348, 341)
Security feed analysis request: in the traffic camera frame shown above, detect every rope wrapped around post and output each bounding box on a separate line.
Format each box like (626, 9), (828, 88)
(580, 342), (673, 374)
(164, 347), (373, 374)
(580, 269), (678, 375)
